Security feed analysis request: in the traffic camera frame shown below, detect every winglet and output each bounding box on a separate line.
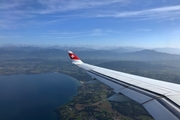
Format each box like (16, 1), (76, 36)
(68, 51), (83, 64)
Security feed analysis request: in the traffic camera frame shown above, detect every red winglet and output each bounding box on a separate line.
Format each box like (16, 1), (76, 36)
(68, 51), (83, 64)
(68, 51), (80, 60)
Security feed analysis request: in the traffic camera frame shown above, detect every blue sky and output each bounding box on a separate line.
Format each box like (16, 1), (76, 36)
(1, 0), (180, 48)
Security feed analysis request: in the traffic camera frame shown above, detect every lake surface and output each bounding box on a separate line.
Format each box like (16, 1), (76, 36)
(0, 73), (81, 120)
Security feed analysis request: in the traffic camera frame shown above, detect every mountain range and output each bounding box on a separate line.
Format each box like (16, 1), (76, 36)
(1, 46), (180, 61)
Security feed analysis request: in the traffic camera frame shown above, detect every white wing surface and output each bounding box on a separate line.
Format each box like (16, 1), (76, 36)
(68, 51), (180, 120)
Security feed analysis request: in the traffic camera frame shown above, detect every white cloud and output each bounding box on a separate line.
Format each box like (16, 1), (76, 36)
(0, 0), (128, 15)
(1, 0), (180, 29)
(36, 0), (128, 13)
(96, 5), (180, 20)
(34, 29), (114, 39)
(0, 0), (129, 29)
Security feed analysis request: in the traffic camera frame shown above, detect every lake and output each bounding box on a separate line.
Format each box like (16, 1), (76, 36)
(0, 73), (81, 120)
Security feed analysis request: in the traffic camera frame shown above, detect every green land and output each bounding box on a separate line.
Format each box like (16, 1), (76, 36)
(56, 83), (153, 120)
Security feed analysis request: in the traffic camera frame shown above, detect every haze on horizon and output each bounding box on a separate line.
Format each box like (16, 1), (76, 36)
(1, 0), (180, 48)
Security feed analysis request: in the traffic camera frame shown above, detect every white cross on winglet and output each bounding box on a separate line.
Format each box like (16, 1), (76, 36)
(71, 55), (75, 58)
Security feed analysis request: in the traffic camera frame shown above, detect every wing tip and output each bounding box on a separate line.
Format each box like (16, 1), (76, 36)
(68, 51), (73, 54)
(68, 50), (83, 64)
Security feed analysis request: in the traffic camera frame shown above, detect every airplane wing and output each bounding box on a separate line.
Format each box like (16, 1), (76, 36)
(68, 51), (180, 120)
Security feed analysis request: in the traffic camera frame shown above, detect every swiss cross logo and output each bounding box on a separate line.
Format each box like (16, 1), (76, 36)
(68, 52), (79, 60)
(71, 54), (75, 58)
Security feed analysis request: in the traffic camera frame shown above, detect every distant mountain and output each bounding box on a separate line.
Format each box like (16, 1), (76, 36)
(119, 46), (144, 52)
(0, 47), (118, 59)
(105, 46), (144, 53)
(59, 46), (95, 51)
(117, 49), (180, 61)
(108, 47), (128, 53)
(153, 48), (180, 55)
(1, 46), (180, 62)
(73, 50), (118, 59)
(24, 49), (119, 59)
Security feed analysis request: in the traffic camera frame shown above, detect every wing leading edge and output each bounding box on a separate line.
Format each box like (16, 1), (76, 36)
(68, 51), (180, 120)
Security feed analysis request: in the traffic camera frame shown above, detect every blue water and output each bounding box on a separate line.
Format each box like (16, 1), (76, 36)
(0, 73), (81, 120)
